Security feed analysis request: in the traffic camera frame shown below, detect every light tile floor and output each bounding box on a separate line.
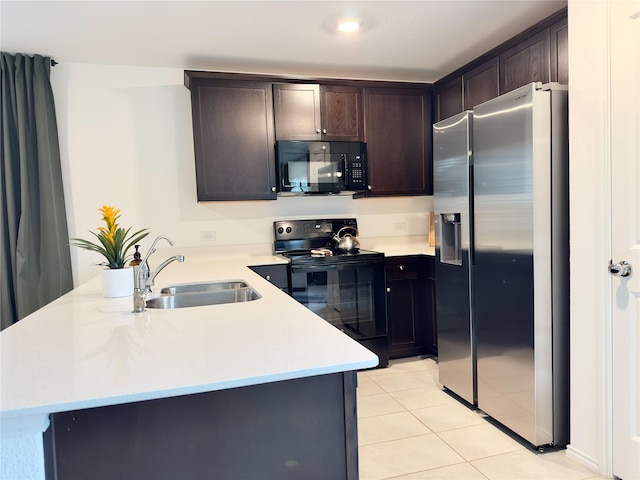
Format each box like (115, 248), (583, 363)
(357, 357), (608, 480)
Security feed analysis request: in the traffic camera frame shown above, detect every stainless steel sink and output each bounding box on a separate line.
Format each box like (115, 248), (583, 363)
(160, 280), (250, 295)
(146, 287), (261, 309)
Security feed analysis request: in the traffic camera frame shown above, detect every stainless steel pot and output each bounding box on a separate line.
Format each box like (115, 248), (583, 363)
(333, 226), (360, 253)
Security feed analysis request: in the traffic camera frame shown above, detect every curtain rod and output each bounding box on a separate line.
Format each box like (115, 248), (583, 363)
(50, 59), (58, 67)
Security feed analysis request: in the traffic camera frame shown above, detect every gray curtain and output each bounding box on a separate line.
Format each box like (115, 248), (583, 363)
(1, 52), (73, 330)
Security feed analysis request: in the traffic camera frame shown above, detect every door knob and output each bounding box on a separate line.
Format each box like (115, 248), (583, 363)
(609, 260), (632, 277)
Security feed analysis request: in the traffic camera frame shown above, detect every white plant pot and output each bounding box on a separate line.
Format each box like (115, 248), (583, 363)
(100, 267), (134, 298)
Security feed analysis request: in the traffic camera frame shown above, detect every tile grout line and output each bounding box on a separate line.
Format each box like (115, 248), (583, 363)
(357, 358), (608, 480)
(375, 460), (487, 480)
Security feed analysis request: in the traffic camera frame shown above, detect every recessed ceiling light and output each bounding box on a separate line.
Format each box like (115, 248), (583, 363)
(338, 20), (361, 33)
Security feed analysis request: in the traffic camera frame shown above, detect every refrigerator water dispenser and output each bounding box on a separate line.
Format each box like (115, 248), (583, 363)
(439, 213), (462, 265)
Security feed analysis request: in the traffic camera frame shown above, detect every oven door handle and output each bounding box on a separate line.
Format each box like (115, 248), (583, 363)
(290, 259), (382, 273)
(291, 263), (340, 273)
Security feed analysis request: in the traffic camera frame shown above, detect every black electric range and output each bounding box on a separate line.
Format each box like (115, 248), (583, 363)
(273, 218), (388, 368)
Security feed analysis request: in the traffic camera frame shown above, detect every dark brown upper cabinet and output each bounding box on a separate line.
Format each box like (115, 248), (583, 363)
(435, 77), (463, 122)
(465, 57), (499, 110)
(550, 17), (568, 84)
(364, 87), (432, 196)
(499, 29), (549, 94)
(273, 83), (322, 141)
(433, 8), (567, 122)
(320, 85), (364, 141)
(273, 83), (364, 141)
(434, 57), (500, 123)
(187, 78), (277, 201)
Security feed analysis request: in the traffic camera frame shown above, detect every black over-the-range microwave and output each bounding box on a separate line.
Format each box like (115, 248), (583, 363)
(275, 141), (368, 195)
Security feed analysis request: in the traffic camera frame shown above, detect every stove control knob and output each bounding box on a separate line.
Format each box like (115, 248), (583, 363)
(277, 227), (284, 234)
(286, 226), (292, 234)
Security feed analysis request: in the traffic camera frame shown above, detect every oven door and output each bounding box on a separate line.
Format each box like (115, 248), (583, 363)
(290, 259), (386, 339)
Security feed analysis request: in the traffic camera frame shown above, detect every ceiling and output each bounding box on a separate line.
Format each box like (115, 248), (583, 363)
(0, 0), (567, 83)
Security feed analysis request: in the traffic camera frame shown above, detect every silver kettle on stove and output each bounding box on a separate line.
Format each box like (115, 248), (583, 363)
(332, 226), (360, 253)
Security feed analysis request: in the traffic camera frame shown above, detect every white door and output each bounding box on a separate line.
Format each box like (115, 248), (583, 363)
(610, 2), (640, 479)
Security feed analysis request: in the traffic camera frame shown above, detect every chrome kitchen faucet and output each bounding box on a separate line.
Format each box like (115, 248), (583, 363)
(133, 236), (184, 313)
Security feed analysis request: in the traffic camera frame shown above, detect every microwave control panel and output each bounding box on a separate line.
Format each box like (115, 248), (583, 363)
(345, 153), (367, 189)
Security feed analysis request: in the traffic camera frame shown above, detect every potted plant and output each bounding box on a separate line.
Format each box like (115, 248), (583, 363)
(71, 206), (149, 297)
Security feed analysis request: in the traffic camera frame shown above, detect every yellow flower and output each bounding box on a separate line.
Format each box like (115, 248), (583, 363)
(100, 206), (120, 228)
(97, 206), (120, 247)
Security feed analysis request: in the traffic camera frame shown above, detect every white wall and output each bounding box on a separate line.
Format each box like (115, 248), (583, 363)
(567, 1), (611, 476)
(51, 63), (432, 285)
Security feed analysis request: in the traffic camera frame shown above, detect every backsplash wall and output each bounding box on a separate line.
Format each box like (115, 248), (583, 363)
(52, 63), (432, 285)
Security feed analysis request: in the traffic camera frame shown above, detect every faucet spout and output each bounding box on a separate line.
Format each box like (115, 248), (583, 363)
(143, 236), (174, 264)
(146, 255), (185, 288)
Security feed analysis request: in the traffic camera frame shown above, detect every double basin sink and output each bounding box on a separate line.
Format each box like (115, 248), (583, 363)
(146, 280), (261, 309)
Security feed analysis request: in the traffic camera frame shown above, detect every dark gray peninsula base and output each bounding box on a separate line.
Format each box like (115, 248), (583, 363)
(44, 372), (358, 480)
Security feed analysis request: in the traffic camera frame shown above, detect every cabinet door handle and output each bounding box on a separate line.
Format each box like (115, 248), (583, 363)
(386, 287), (391, 293)
(266, 275), (271, 281)
(322, 128), (327, 134)
(271, 186), (276, 192)
(398, 265), (405, 271)
(316, 128), (321, 134)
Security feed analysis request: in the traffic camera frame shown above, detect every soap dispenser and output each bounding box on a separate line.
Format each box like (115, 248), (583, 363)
(129, 245), (142, 267)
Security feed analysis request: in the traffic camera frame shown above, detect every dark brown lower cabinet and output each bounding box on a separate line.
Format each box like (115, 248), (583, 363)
(425, 256), (437, 356)
(44, 372), (358, 480)
(386, 256), (437, 359)
(249, 263), (291, 294)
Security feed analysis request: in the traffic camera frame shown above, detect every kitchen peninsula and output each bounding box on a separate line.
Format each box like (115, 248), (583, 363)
(0, 248), (378, 480)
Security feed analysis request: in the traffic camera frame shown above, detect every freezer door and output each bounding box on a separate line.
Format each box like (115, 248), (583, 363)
(433, 111), (475, 405)
(473, 83), (558, 447)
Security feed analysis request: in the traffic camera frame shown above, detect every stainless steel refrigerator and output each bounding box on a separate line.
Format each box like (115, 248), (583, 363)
(433, 111), (476, 406)
(434, 82), (570, 449)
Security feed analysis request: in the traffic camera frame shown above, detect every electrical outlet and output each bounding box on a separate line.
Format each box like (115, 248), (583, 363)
(393, 222), (407, 232)
(199, 231), (216, 242)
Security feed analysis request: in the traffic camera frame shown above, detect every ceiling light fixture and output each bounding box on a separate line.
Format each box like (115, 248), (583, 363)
(338, 20), (361, 33)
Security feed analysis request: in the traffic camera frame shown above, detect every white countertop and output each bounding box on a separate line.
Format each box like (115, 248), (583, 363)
(363, 235), (435, 257)
(0, 249), (378, 427)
